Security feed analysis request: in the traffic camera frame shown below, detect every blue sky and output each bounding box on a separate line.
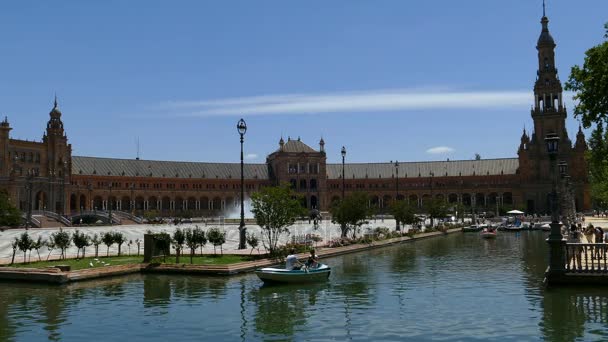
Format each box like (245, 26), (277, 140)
(1, 1), (606, 164)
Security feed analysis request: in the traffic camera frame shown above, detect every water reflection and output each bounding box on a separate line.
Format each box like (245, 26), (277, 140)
(248, 283), (328, 338)
(2, 233), (608, 340)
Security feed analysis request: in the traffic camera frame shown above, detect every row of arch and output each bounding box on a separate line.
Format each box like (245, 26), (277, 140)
(68, 194), (322, 213)
(330, 192), (514, 209)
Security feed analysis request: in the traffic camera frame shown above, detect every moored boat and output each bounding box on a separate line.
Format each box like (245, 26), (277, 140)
(462, 225), (484, 232)
(256, 264), (331, 284)
(503, 225), (522, 232)
(481, 228), (497, 239)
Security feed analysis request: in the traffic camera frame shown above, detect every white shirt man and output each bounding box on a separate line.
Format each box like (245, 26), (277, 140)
(285, 249), (301, 270)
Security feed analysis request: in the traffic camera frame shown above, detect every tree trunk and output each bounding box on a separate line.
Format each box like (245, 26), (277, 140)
(37, 250), (41, 261)
(47, 249), (53, 261)
(95, 245), (98, 258)
(220, 245), (223, 256)
(83, 247), (86, 259)
(107, 246), (110, 257)
(176, 249), (180, 263)
(118, 244), (122, 256)
(23, 251), (27, 263)
(11, 249), (16, 265)
(190, 248), (194, 264)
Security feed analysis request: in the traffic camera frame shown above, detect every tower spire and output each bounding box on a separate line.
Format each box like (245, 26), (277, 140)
(543, 0), (546, 17)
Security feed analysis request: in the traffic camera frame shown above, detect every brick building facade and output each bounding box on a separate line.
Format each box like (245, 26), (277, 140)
(1, 13), (591, 220)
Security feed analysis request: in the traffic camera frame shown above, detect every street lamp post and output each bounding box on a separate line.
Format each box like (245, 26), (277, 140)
(87, 182), (92, 211)
(108, 183), (113, 226)
(25, 169), (34, 228)
(130, 183), (135, 215)
(60, 161), (66, 217)
(237, 118), (247, 249)
(545, 133), (565, 277)
(49, 169), (55, 214)
(429, 171), (434, 227)
(395, 160), (400, 231)
(341, 146), (346, 200)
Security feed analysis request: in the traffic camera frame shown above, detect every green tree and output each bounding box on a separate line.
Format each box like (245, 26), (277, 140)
(390, 200), (417, 230)
(246, 232), (259, 255)
(32, 235), (45, 261)
(425, 198), (448, 228)
(10, 237), (18, 265)
(17, 232), (32, 263)
(51, 228), (71, 260)
(565, 23), (608, 206)
(72, 230), (90, 259)
(452, 202), (466, 223)
(251, 184), (306, 253)
(102, 231), (114, 256)
(0, 190), (22, 227)
(331, 192), (372, 238)
(91, 233), (101, 258)
(172, 228), (186, 263)
(46, 235), (56, 261)
(207, 227), (226, 256)
(184, 228), (199, 264)
(565, 23), (608, 128)
(113, 232), (126, 257)
(194, 227), (207, 255)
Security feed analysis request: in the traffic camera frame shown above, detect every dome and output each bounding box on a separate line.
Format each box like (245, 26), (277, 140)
(537, 17), (555, 46)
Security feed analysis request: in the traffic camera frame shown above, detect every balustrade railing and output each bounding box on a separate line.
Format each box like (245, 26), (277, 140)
(565, 243), (608, 272)
(113, 211), (143, 224)
(42, 211), (72, 226)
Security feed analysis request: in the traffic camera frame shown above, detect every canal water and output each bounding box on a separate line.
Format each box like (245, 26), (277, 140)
(1, 232), (607, 341)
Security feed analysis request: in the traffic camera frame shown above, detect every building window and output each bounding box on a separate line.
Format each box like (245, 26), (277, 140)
(288, 164), (297, 174)
(310, 179), (317, 190)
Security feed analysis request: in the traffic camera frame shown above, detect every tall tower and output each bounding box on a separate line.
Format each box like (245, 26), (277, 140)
(42, 97), (72, 213)
(0, 117), (12, 176)
(518, 5), (589, 213)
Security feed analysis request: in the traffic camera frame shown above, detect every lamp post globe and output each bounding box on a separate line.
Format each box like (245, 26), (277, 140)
(237, 118), (247, 249)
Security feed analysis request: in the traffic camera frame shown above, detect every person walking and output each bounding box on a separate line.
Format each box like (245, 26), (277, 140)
(594, 226), (605, 260)
(567, 224), (582, 270)
(584, 224), (596, 244)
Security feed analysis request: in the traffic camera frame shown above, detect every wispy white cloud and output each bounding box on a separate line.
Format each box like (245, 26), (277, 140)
(157, 88), (535, 117)
(426, 146), (455, 154)
(245, 153), (258, 160)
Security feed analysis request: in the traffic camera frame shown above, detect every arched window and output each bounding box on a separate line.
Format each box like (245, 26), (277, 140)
(299, 179), (307, 190)
(290, 179), (297, 189)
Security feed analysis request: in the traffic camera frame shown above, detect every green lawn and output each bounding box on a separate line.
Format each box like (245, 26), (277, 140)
(6, 255), (144, 271)
(3, 254), (256, 271)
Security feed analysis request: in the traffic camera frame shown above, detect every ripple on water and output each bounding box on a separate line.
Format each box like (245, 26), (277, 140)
(2, 232), (608, 341)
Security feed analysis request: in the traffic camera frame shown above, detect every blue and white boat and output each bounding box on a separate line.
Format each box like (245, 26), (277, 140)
(255, 264), (331, 283)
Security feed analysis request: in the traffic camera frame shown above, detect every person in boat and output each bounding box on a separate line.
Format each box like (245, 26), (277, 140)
(285, 249), (303, 270)
(306, 249), (319, 269)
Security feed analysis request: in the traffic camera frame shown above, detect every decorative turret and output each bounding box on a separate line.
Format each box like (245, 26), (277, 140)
(279, 136), (284, 151)
(575, 125), (587, 150)
(319, 137), (325, 153)
(47, 96), (64, 133)
(519, 127), (530, 152)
